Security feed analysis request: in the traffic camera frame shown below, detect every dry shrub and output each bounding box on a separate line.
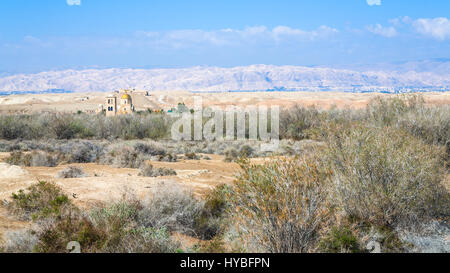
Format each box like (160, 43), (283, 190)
(230, 156), (331, 253)
(88, 200), (180, 253)
(61, 141), (105, 163)
(101, 144), (149, 168)
(138, 182), (203, 237)
(6, 151), (59, 167)
(223, 148), (239, 162)
(0, 230), (38, 253)
(57, 166), (86, 178)
(3, 186), (179, 253)
(184, 152), (200, 160)
(280, 105), (322, 140)
(134, 142), (166, 156)
(138, 163), (177, 177)
(326, 124), (449, 228)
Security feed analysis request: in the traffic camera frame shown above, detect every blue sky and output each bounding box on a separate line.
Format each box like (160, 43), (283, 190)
(0, 0), (449, 73)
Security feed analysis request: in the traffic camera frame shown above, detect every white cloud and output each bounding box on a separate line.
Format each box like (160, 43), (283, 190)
(367, 24), (397, 37)
(367, 0), (381, 6)
(67, 0), (81, 6)
(23, 35), (52, 47)
(412, 17), (450, 40)
(136, 25), (339, 48)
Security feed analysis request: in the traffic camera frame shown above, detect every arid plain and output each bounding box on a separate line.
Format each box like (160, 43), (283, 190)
(1, 91), (450, 114)
(1, 91), (449, 249)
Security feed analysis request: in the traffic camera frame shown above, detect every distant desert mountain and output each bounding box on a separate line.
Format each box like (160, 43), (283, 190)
(0, 64), (449, 93)
(326, 58), (450, 75)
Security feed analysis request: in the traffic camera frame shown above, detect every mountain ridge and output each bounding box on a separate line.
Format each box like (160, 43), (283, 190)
(0, 64), (449, 93)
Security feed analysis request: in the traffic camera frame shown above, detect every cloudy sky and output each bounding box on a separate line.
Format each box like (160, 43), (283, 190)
(0, 0), (449, 73)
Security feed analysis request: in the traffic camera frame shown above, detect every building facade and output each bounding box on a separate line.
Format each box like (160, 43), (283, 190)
(103, 91), (135, 116)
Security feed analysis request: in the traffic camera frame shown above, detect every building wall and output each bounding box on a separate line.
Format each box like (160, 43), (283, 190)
(103, 94), (134, 116)
(105, 97), (117, 117)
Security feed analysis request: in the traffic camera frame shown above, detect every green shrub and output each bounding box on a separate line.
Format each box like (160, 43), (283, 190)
(7, 181), (73, 221)
(50, 114), (85, 140)
(319, 226), (361, 253)
(194, 184), (231, 240)
(35, 213), (106, 253)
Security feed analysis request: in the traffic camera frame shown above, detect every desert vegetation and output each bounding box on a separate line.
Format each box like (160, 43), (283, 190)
(0, 112), (172, 141)
(57, 166), (86, 179)
(1, 181), (227, 253)
(0, 95), (449, 253)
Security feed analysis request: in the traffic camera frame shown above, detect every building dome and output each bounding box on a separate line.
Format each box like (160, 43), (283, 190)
(121, 94), (131, 100)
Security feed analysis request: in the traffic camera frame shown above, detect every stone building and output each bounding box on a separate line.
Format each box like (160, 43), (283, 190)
(102, 91), (135, 116)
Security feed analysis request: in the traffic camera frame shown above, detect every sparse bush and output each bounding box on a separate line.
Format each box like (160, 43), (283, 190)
(101, 144), (149, 168)
(230, 157), (331, 253)
(0, 115), (30, 140)
(61, 141), (104, 163)
(223, 148), (239, 162)
(88, 200), (180, 253)
(7, 181), (73, 221)
(134, 142), (166, 156)
(239, 144), (254, 157)
(280, 105), (322, 140)
(57, 166), (86, 179)
(195, 184), (231, 240)
(34, 212), (105, 253)
(50, 114), (85, 140)
(138, 182), (203, 237)
(6, 151), (30, 166)
(3, 187), (180, 253)
(6, 151), (59, 167)
(184, 152), (199, 160)
(138, 164), (177, 177)
(326, 125), (449, 228)
(30, 151), (59, 167)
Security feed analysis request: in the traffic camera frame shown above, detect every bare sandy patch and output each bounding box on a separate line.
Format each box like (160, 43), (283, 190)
(0, 163), (29, 179)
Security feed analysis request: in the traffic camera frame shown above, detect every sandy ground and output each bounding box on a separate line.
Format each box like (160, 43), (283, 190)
(1, 91), (449, 114)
